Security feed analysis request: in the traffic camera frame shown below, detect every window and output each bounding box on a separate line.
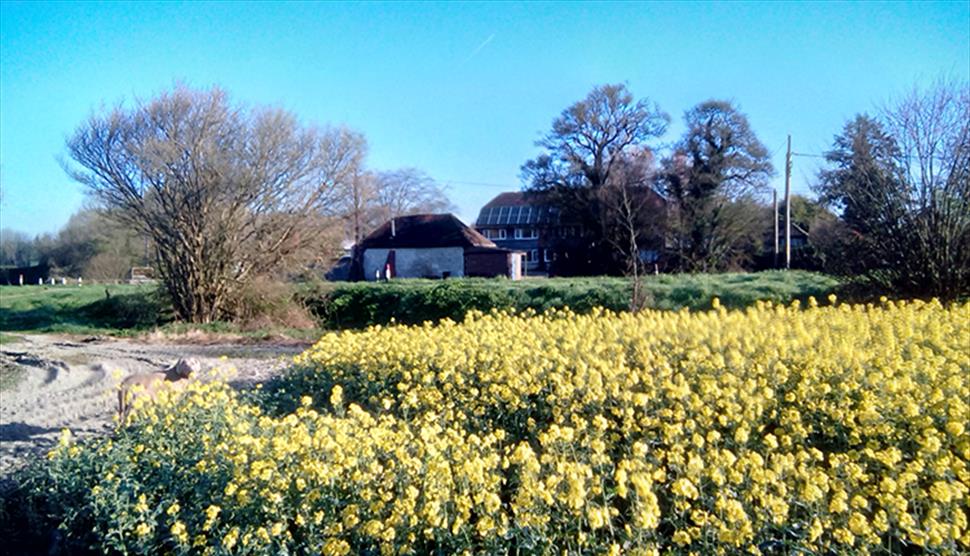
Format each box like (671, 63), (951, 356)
(529, 249), (539, 262)
(543, 249), (553, 262)
(481, 229), (492, 239)
(514, 228), (524, 239)
(498, 229), (507, 240)
(528, 228), (539, 239)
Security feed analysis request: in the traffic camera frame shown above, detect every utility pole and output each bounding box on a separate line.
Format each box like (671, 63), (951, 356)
(784, 135), (792, 270)
(352, 170), (362, 246)
(773, 188), (779, 268)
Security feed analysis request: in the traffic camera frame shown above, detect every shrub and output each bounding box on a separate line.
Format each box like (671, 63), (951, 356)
(227, 277), (317, 331)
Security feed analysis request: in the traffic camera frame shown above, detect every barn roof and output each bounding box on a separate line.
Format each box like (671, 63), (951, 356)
(359, 214), (498, 249)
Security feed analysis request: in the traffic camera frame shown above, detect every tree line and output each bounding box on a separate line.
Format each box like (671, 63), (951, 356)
(1, 209), (147, 280)
(522, 80), (968, 298)
(6, 80), (965, 322)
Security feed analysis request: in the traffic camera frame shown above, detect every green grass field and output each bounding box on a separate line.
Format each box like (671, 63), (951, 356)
(0, 283), (166, 334)
(0, 272), (842, 335)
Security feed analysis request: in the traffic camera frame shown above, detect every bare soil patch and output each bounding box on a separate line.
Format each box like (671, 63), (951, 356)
(0, 334), (308, 476)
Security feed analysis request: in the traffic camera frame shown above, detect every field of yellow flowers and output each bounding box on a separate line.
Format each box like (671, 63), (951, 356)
(22, 298), (970, 554)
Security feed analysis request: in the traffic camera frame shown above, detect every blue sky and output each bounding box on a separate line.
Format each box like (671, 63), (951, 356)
(1, 1), (968, 235)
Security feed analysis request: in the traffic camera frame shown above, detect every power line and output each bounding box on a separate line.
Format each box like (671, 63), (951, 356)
(794, 151), (934, 162)
(768, 138), (788, 159)
(443, 147), (932, 194)
(440, 179), (518, 189)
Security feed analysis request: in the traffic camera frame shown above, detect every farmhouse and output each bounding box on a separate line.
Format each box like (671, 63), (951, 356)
(354, 214), (524, 280)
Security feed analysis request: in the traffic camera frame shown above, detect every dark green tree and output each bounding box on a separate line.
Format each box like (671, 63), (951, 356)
(816, 79), (969, 297)
(659, 100), (774, 271)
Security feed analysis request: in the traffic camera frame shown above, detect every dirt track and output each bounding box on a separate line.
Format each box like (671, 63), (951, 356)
(0, 334), (308, 476)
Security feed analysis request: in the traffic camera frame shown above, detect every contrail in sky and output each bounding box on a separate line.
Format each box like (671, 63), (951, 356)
(460, 33), (495, 66)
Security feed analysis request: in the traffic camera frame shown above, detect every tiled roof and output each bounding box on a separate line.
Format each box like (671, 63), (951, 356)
(359, 214), (497, 249)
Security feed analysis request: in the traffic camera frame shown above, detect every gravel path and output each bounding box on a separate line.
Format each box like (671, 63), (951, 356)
(0, 334), (309, 476)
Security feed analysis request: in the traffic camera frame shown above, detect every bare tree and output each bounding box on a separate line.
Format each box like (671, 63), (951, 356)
(373, 168), (454, 220)
(884, 78), (970, 296)
(522, 83), (669, 275)
(607, 184), (651, 310)
(338, 167), (454, 245)
(599, 149), (663, 309)
(536, 84), (668, 188)
(341, 170), (374, 246)
(64, 85), (365, 322)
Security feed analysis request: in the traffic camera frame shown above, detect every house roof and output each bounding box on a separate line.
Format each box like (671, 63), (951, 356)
(477, 191), (559, 227)
(359, 214), (498, 249)
(476, 188), (664, 228)
(482, 191), (533, 208)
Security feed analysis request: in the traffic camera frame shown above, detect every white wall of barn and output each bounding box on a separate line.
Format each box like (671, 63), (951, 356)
(362, 247), (465, 280)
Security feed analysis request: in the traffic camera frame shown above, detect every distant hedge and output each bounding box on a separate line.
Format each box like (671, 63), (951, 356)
(301, 271), (841, 329)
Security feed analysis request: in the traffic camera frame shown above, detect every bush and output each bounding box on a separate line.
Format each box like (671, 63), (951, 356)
(227, 277), (317, 331)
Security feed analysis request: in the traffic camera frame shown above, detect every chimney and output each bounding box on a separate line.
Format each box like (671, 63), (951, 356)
(391, 218), (396, 238)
